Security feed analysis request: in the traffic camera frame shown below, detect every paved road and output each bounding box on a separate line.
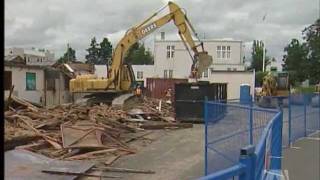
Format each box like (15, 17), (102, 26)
(282, 131), (320, 180)
(104, 124), (204, 180)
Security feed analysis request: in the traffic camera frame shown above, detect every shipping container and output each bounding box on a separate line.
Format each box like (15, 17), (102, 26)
(146, 78), (188, 100)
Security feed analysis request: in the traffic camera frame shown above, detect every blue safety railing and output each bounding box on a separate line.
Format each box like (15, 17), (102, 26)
(201, 92), (320, 180)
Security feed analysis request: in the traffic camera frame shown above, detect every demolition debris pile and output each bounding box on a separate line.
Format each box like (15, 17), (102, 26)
(5, 96), (192, 164)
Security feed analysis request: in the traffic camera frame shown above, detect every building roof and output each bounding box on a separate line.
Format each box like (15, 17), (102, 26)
(54, 62), (95, 78)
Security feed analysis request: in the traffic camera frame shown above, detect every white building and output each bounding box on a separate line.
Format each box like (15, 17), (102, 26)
(4, 55), (71, 106)
(151, 33), (254, 99)
(5, 47), (55, 66)
(131, 65), (156, 86)
(154, 37), (245, 79)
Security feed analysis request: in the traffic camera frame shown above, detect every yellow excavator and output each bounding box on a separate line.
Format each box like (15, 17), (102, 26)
(257, 71), (290, 108)
(70, 1), (212, 106)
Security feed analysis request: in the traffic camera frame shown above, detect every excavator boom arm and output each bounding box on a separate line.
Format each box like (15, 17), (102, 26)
(106, 1), (211, 90)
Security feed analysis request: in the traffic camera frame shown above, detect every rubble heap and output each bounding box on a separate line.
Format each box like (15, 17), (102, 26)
(5, 96), (192, 164)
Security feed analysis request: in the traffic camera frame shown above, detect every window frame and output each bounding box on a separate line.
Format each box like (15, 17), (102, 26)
(166, 45), (175, 58)
(137, 71), (143, 79)
(203, 69), (209, 78)
(26, 72), (36, 91)
(164, 70), (168, 78)
(169, 70), (173, 78)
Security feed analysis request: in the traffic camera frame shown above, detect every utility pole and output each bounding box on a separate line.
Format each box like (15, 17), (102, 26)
(262, 42), (265, 72)
(262, 13), (267, 72)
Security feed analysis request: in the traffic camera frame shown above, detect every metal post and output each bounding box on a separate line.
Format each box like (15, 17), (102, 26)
(204, 96), (208, 175)
(304, 94), (307, 137)
(318, 94), (320, 130)
(239, 145), (256, 180)
(249, 102), (253, 145)
(288, 92), (292, 145)
(270, 111), (283, 170)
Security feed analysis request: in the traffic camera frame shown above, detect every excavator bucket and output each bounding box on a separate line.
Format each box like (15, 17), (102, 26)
(196, 52), (213, 77)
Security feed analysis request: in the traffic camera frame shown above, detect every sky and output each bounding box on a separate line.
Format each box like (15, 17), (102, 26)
(5, 0), (319, 63)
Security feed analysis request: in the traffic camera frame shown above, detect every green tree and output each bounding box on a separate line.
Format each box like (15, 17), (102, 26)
(302, 18), (320, 84)
(282, 39), (309, 84)
(250, 40), (270, 71)
(85, 37), (100, 64)
(255, 71), (268, 87)
(124, 42), (153, 65)
(57, 45), (76, 64)
(98, 37), (113, 65)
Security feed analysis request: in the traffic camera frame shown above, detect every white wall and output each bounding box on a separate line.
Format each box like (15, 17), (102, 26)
(5, 66), (45, 104)
(203, 71), (255, 99)
(94, 65), (108, 78)
(154, 39), (245, 79)
(45, 73), (71, 107)
(131, 65), (156, 86)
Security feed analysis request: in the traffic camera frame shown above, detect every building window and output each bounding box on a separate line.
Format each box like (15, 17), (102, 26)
(164, 70), (168, 78)
(4, 71), (12, 90)
(26, 72), (36, 90)
(217, 45), (231, 59)
(166, 45), (175, 58)
(137, 71), (143, 79)
(203, 69), (209, 78)
(217, 46), (221, 58)
(169, 70), (173, 78)
(227, 46), (231, 59)
(40, 58), (43, 62)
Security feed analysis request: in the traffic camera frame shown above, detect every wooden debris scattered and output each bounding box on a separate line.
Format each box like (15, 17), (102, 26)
(93, 167), (155, 174)
(41, 170), (121, 178)
(5, 96), (188, 165)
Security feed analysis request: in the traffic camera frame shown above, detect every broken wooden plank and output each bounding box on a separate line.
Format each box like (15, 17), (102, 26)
(5, 85), (15, 111)
(15, 140), (47, 150)
(140, 123), (193, 130)
(65, 148), (118, 160)
(11, 96), (39, 112)
(104, 155), (121, 166)
(92, 167), (155, 174)
(41, 170), (121, 178)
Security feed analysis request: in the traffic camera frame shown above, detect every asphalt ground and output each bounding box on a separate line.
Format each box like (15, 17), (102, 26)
(282, 131), (320, 180)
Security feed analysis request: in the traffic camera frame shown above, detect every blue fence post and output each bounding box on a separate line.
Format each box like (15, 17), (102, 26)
(204, 96), (208, 175)
(270, 111), (283, 170)
(239, 145), (256, 180)
(304, 94), (307, 137)
(318, 93), (320, 130)
(249, 101), (253, 145)
(288, 92), (292, 145)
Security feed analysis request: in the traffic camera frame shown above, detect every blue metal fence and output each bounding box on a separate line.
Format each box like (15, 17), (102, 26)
(203, 101), (281, 180)
(202, 92), (320, 180)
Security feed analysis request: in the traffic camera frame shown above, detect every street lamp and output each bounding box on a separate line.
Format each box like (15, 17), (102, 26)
(262, 13), (267, 72)
(262, 42), (265, 72)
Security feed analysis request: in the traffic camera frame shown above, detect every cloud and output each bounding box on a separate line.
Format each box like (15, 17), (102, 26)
(5, 0), (319, 62)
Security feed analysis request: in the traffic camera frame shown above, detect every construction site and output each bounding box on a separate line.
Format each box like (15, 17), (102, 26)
(4, 1), (320, 180)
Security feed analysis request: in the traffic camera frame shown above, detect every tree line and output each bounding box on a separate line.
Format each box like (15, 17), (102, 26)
(250, 18), (319, 86)
(57, 37), (154, 65)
